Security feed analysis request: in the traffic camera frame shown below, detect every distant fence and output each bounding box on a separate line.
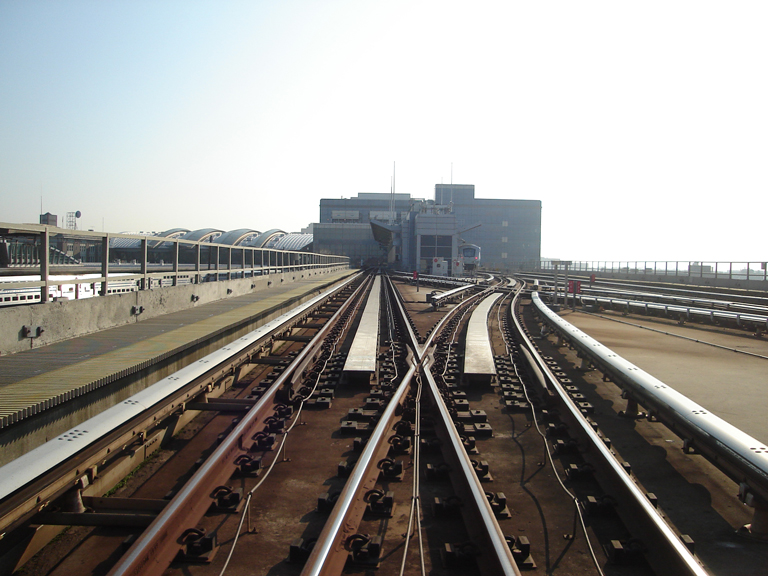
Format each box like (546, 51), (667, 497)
(534, 261), (768, 282)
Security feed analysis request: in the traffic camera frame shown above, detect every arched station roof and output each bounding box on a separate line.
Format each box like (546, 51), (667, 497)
(266, 233), (313, 252)
(244, 229), (287, 249)
(108, 227), (314, 253)
(180, 228), (224, 243)
(213, 229), (261, 246)
(149, 228), (191, 248)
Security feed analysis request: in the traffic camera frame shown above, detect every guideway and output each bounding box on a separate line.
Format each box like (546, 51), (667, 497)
(343, 275), (381, 376)
(464, 292), (503, 383)
(0, 269), (355, 464)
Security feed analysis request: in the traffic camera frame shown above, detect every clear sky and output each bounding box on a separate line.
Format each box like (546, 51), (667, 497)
(1, 1), (766, 262)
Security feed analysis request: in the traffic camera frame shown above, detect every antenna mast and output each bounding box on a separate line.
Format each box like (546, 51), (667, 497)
(389, 161), (395, 225)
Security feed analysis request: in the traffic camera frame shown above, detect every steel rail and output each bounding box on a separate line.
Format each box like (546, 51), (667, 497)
(580, 286), (768, 314)
(0, 273), (363, 539)
(532, 290), (768, 525)
(516, 292), (709, 575)
(302, 274), (491, 575)
(576, 294), (768, 329)
(429, 283), (477, 308)
(301, 360), (418, 576)
(422, 354), (522, 576)
(411, 282), (519, 574)
(106, 274), (370, 576)
(301, 275), (418, 576)
(516, 271), (768, 307)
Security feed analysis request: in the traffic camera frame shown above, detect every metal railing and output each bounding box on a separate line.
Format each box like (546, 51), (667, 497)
(501, 260), (768, 283)
(0, 222), (349, 302)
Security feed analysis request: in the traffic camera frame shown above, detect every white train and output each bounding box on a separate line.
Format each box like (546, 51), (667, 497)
(457, 243), (481, 275)
(0, 273), (193, 307)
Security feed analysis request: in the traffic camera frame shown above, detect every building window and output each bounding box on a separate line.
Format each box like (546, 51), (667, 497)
(501, 237), (508, 243)
(501, 252), (508, 259)
(502, 220), (508, 227)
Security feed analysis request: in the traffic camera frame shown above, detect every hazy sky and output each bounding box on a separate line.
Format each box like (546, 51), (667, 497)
(1, 1), (766, 261)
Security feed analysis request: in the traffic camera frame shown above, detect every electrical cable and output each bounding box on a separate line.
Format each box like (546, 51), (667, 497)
(217, 276), (370, 576)
(501, 283), (605, 576)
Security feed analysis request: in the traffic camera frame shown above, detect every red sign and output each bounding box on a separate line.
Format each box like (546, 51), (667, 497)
(568, 280), (582, 294)
(413, 271), (418, 280)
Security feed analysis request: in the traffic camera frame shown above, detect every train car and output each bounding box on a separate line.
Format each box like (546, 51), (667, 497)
(458, 243), (481, 273)
(0, 273), (141, 307)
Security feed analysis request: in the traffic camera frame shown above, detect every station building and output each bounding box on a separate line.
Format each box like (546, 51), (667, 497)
(313, 185), (541, 273)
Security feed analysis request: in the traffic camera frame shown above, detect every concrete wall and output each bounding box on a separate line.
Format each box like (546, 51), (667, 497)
(0, 266), (348, 355)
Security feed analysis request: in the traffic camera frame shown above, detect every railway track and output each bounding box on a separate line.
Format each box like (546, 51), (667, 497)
(3, 271), (765, 575)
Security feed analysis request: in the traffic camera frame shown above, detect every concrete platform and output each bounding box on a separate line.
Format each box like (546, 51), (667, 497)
(560, 308), (768, 444)
(464, 292), (503, 380)
(343, 275), (381, 374)
(0, 269), (355, 449)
